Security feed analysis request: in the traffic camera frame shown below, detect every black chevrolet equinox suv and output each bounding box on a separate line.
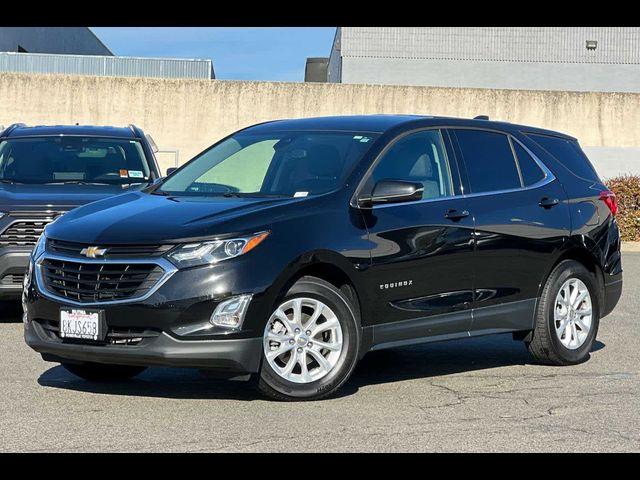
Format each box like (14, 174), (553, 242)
(24, 115), (622, 401)
(0, 123), (161, 300)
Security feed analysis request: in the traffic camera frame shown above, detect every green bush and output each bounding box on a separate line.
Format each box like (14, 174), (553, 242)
(606, 174), (640, 241)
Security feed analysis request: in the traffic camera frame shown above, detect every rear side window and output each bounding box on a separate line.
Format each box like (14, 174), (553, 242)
(527, 133), (600, 182)
(453, 129), (521, 193)
(512, 141), (545, 186)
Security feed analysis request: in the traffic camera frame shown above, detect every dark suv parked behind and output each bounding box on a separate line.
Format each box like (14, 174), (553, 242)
(0, 124), (161, 299)
(23, 115), (622, 401)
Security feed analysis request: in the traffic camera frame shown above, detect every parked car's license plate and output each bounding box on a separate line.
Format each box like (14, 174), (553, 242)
(60, 308), (104, 341)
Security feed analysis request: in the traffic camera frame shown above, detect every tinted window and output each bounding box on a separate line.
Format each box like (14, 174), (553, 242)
(453, 130), (521, 193)
(0, 137), (152, 185)
(513, 141), (545, 186)
(371, 130), (453, 200)
(160, 131), (379, 197)
(527, 133), (600, 182)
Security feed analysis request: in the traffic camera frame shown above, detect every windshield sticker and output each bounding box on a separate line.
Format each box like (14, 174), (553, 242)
(128, 170), (144, 178)
(359, 137), (371, 143)
(293, 191), (309, 198)
(53, 172), (85, 180)
(353, 135), (363, 140)
(119, 169), (129, 178)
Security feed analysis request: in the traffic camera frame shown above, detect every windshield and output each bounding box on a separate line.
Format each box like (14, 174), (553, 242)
(158, 131), (379, 197)
(0, 137), (153, 185)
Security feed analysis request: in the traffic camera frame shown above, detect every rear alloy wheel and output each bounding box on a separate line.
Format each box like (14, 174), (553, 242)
(258, 276), (360, 401)
(553, 278), (593, 350)
(527, 260), (600, 365)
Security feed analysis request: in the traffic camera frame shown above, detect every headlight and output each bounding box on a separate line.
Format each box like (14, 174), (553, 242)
(0, 211), (6, 220)
(32, 231), (47, 260)
(167, 231), (270, 268)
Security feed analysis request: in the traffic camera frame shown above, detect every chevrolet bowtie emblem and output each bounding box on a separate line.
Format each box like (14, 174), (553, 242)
(80, 246), (107, 258)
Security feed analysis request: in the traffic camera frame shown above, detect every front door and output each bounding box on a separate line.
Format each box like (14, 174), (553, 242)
(360, 129), (475, 346)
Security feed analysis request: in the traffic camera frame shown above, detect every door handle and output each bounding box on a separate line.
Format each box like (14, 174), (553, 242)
(444, 209), (470, 221)
(539, 197), (559, 209)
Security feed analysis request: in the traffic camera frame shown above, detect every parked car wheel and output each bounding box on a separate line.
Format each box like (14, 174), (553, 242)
(527, 260), (600, 365)
(62, 362), (147, 381)
(258, 276), (360, 401)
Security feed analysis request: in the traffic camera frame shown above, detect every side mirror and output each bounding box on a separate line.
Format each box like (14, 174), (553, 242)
(358, 180), (424, 208)
(166, 167), (178, 176)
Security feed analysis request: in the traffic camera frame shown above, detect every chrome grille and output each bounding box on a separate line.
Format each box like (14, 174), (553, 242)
(0, 220), (50, 247)
(0, 274), (24, 285)
(47, 239), (174, 258)
(41, 258), (165, 303)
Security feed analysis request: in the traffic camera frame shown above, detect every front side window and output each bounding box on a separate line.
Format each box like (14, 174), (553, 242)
(370, 129), (454, 200)
(453, 129), (521, 193)
(0, 137), (152, 185)
(159, 131), (379, 197)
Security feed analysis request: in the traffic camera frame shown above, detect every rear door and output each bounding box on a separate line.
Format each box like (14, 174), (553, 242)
(360, 129), (475, 345)
(449, 128), (571, 333)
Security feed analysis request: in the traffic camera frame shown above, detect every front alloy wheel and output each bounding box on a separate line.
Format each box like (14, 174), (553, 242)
(263, 298), (344, 384)
(257, 276), (360, 401)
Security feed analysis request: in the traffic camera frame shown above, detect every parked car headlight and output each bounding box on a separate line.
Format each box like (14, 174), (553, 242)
(167, 231), (270, 268)
(0, 211), (6, 220)
(32, 231), (47, 260)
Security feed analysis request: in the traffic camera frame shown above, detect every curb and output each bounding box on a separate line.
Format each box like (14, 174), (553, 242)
(622, 242), (640, 253)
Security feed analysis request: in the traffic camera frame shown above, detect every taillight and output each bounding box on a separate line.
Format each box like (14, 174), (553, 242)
(600, 191), (618, 216)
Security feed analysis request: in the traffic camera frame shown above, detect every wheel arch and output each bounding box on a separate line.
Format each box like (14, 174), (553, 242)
(267, 249), (366, 326)
(537, 240), (605, 308)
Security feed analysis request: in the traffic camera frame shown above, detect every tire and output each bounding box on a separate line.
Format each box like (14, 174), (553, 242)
(258, 276), (361, 401)
(527, 260), (600, 365)
(62, 362), (147, 381)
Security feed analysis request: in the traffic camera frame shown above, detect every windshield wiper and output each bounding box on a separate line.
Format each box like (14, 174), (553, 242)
(0, 179), (23, 185)
(44, 181), (110, 186)
(222, 192), (290, 198)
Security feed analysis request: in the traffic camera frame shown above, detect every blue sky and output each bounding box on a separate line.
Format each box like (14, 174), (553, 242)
(91, 27), (336, 82)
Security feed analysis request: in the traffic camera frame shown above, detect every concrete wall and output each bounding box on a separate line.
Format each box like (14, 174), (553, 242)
(341, 57), (640, 94)
(0, 72), (638, 177)
(0, 27), (112, 56)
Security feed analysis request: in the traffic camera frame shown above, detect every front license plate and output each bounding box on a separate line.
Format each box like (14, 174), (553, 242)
(60, 308), (105, 341)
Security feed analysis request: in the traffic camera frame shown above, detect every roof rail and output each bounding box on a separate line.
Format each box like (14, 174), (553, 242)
(127, 124), (143, 139)
(473, 115), (489, 120)
(0, 123), (27, 137)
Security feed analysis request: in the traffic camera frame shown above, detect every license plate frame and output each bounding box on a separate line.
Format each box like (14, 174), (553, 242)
(59, 308), (106, 342)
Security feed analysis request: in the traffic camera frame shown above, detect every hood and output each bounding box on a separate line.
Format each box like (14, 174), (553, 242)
(0, 183), (149, 211)
(46, 191), (304, 244)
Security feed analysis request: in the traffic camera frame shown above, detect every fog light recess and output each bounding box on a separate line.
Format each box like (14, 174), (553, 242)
(210, 294), (253, 329)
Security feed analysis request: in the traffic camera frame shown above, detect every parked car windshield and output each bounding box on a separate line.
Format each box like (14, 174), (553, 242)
(158, 131), (380, 197)
(0, 136), (153, 185)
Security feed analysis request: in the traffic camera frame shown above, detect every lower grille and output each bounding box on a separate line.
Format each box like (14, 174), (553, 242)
(41, 259), (165, 303)
(35, 319), (161, 346)
(0, 274), (24, 286)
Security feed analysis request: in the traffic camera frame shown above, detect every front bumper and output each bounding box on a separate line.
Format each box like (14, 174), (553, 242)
(23, 252), (277, 373)
(24, 319), (262, 372)
(0, 247), (30, 299)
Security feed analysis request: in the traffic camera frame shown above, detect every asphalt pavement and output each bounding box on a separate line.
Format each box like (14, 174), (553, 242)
(1, 254), (638, 452)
